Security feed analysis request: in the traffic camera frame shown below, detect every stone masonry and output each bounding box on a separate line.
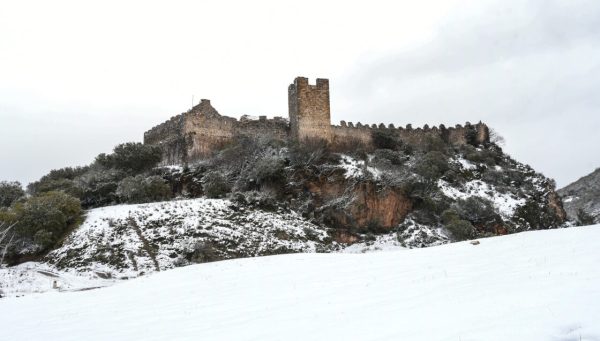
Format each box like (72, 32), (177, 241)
(144, 77), (490, 165)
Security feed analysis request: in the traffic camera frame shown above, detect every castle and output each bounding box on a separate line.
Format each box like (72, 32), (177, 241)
(144, 77), (489, 165)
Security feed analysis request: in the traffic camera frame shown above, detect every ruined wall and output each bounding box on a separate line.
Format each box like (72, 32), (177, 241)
(145, 100), (290, 165)
(330, 120), (489, 150)
(288, 77), (332, 142)
(144, 115), (187, 165)
(144, 77), (491, 166)
(235, 116), (289, 141)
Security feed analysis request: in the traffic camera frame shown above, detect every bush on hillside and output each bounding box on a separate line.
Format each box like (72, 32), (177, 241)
(576, 208), (596, 226)
(96, 142), (162, 174)
(76, 168), (125, 208)
(117, 175), (172, 203)
(288, 138), (337, 167)
(11, 191), (82, 251)
(372, 130), (400, 150)
(251, 156), (287, 189)
(513, 197), (562, 230)
(441, 209), (475, 241)
(27, 178), (82, 198)
(0, 181), (25, 208)
(453, 197), (499, 228)
(413, 151), (450, 180)
(202, 171), (230, 198)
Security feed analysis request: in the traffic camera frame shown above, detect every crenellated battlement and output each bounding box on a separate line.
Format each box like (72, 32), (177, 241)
(144, 76), (490, 165)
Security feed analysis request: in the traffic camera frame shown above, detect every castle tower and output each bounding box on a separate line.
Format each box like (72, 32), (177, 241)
(288, 77), (332, 142)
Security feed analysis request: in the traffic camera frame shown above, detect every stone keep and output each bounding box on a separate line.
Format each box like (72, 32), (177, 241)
(288, 77), (332, 142)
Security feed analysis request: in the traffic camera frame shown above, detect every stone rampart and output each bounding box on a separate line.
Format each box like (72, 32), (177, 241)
(144, 77), (490, 165)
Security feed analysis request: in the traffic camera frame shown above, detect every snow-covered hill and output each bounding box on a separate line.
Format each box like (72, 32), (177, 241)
(559, 167), (600, 223)
(47, 198), (335, 276)
(1, 225), (599, 340)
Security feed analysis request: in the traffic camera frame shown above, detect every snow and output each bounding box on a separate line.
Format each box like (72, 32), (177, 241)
(438, 179), (526, 218)
(341, 233), (406, 253)
(457, 157), (477, 170)
(44, 198), (333, 278)
(2, 225), (599, 340)
(0, 262), (114, 297)
(339, 154), (381, 180)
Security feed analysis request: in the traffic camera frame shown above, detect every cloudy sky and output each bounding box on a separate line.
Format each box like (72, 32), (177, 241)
(1, 0), (599, 187)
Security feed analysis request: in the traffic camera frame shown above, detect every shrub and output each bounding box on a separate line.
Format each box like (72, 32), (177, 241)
(27, 178), (82, 198)
(453, 197), (498, 227)
(576, 208), (596, 226)
(117, 175), (171, 203)
(288, 138), (336, 166)
(251, 156), (287, 188)
(12, 191), (82, 251)
(0, 181), (25, 207)
(96, 142), (162, 174)
(372, 130), (400, 150)
(202, 171), (230, 198)
(445, 218), (475, 241)
(514, 198), (562, 230)
(414, 151), (450, 180)
(372, 149), (404, 166)
(76, 168), (124, 208)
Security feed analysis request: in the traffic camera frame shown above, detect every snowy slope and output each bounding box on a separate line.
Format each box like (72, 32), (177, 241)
(46, 198), (334, 276)
(2, 225), (599, 341)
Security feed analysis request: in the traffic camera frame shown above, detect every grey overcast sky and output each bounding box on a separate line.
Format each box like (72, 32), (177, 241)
(1, 0), (599, 188)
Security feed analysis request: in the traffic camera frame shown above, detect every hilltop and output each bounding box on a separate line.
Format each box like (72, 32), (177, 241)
(0, 76), (568, 276)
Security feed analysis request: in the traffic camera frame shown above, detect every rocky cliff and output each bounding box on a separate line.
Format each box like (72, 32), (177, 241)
(558, 168), (600, 224)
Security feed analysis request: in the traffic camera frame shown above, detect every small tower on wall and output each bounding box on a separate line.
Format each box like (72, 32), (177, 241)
(288, 77), (332, 142)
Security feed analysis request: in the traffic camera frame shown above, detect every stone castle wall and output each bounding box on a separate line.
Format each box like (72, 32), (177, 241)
(331, 121), (489, 149)
(144, 114), (187, 165)
(144, 99), (289, 165)
(144, 77), (490, 165)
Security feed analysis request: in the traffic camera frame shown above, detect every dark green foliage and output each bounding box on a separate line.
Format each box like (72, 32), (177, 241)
(441, 209), (475, 240)
(96, 142), (162, 174)
(117, 175), (172, 203)
(414, 151), (450, 180)
(465, 127), (479, 146)
(12, 191), (82, 251)
(453, 197), (499, 228)
(77, 168), (124, 208)
(251, 156), (287, 189)
(576, 208), (595, 226)
(0, 181), (25, 207)
(445, 218), (475, 240)
(514, 198), (562, 230)
(461, 145), (498, 167)
(371, 149), (405, 166)
(28, 178), (82, 198)
(372, 130), (400, 150)
(202, 171), (230, 198)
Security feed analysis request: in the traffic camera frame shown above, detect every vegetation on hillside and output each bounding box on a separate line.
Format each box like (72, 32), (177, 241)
(1, 131), (567, 266)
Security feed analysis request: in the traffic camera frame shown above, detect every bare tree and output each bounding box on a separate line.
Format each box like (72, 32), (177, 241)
(0, 221), (16, 266)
